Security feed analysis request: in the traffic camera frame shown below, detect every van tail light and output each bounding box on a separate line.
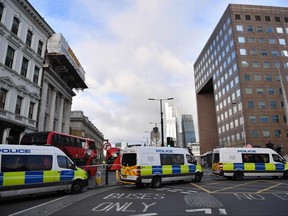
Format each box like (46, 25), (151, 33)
(136, 166), (141, 176)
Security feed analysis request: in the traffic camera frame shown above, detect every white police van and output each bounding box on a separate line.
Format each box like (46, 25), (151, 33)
(212, 147), (288, 180)
(0, 144), (88, 198)
(120, 145), (203, 187)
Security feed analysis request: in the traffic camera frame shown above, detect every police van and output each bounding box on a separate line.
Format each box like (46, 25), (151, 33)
(0, 144), (88, 198)
(212, 147), (288, 180)
(120, 145), (203, 187)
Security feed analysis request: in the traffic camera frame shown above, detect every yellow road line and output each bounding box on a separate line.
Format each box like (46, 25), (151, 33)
(256, 183), (282, 194)
(210, 180), (262, 193)
(190, 183), (212, 193)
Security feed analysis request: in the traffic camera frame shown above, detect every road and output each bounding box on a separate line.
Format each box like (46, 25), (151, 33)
(1, 169), (288, 216)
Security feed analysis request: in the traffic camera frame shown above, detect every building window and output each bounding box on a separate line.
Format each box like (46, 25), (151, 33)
(235, 15), (241, 20)
(272, 115), (279, 123)
(11, 16), (20, 35)
(258, 38), (265, 43)
(266, 26), (273, 32)
(37, 40), (43, 56)
(248, 37), (255, 43)
(265, 74), (272, 81)
(247, 101), (254, 109)
(20, 57), (29, 77)
(28, 102), (35, 119)
(250, 49), (258, 55)
(257, 26), (263, 32)
(245, 15), (251, 20)
(238, 36), (245, 43)
(241, 61), (249, 67)
(0, 3), (4, 22)
(259, 101), (266, 109)
(263, 62), (270, 68)
(247, 26), (253, 32)
(256, 88), (264, 94)
(249, 116), (256, 122)
(245, 88), (253, 94)
(274, 130), (281, 137)
(255, 15), (261, 21)
(0, 88), (8, 109)
(15, 96), (23, 115)
(263, 130), (270, 138)
(251, 130), (259, 138)
(281, 50), (288, 56)
(254, 75), (261, 81)
(244, 74), (250, 81)
(267, 88), (274, 95)
(26, 30), (33, 47)
(275, 17), (281, 22)
(5, 46), (15, 69)
(260, 116), (268, 123)
(276, 27), (284, 33)
(236, 25), (243, 31)
(271, 50), (278, 56)
(252, 61), (259, 68)
(265, 16), (271, 21)
(240, 48), (247, 55)
(279, 39), (286, 45)
(33, 66), (40, 85)
(270, 101), (276, 109)
(261, 50), (268, 56)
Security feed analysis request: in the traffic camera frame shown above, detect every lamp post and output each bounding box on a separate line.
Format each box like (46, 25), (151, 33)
(148, 98), (174, 147)
(232, 101), (246, 147)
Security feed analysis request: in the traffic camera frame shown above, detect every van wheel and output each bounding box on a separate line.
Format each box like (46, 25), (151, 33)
(151, 176), (161, 188)
(233, 171), (243, 181)
(283, 171), (288, 179)
(71, 181), (83, 194)
(194, 172), (202, 182)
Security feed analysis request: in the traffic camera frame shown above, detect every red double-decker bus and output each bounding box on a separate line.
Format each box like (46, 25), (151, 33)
(106, 147), (121, 171)
(20, 131), (99, 177)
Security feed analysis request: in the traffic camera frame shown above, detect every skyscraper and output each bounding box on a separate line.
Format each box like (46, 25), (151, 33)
(194, 4), (288, 155)
(182, 114), (196, 148)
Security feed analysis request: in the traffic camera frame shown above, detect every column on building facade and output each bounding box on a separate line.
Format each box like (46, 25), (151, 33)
(38, 80), (49, 131)
(2, 128), (11, 144)
(57, 96), (64, 132)
(63, 101), (71, 134)
(48, 89), (57, 131)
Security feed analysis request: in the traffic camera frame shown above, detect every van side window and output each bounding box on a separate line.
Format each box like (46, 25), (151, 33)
(186, 154), (197, 164)
(1, 155), (52, 172)
(272, 154), (284, 163)
(242, 154), (270, 163)
(160, 154), (184, 165)
(57, 156), (73, 169)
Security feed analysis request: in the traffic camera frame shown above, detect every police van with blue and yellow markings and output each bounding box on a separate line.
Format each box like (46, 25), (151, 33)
(0, 144), (88, 198)
(212, 147), (288, 180)
(120, 145), (203, 187)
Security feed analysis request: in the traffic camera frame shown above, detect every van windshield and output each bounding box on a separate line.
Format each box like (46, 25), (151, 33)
(122, 153), (137, 166)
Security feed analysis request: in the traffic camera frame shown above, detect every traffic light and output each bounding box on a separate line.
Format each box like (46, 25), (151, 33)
(167, 137), (174, 147)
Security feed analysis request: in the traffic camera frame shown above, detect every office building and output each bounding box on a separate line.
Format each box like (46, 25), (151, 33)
(194, 4), (288, 155)
(182, 114), (196, 148)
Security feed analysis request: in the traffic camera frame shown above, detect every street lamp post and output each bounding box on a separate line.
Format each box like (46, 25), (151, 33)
(148, 98), (174, 147)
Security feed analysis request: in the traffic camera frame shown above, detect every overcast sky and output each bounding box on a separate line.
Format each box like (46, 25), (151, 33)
(29, 0), (287, 145)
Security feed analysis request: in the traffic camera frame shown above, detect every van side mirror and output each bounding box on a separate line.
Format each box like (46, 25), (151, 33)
(69, 163), (76, 170)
